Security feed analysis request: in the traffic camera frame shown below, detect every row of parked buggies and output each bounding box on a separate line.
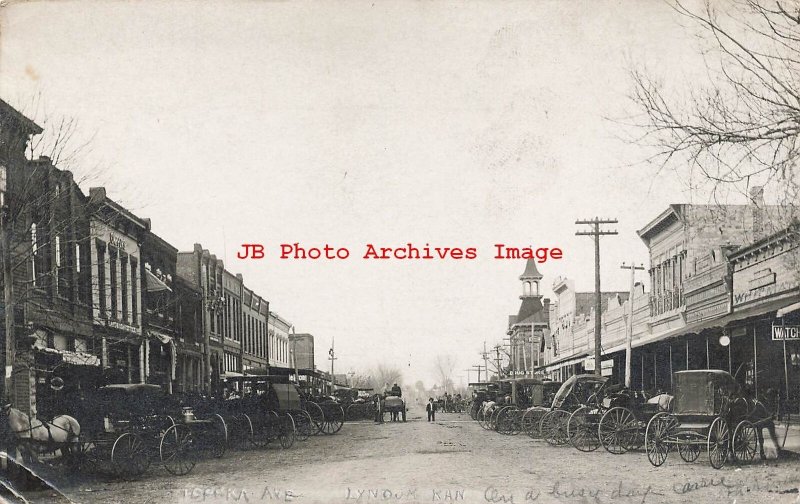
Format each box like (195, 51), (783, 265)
(6, 377), (347, 482)
(470, 370), (778, 469)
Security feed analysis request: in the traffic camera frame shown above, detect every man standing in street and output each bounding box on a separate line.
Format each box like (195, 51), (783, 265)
(426, 397), (436, 422)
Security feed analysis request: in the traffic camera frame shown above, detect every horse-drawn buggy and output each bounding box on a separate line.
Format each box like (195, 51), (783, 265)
(344, 388), (376, 421)
(644, 370), (777, 469)
(565, 383), (669, 453)
(299, 389), (346, 434)
(75, 384), (203, 479)
(536, 374), (608, 446)
(219, 376), (301, 449)
(492, 377), (562, 435)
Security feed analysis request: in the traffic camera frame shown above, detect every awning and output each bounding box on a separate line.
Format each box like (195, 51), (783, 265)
(145, 269), (172, 293)
(537, 352), (589, 372)
(34, 346), (100, 367)
(147, 329), (173, 345)
(606, 295), (800, 354)
(778, 301), (800, 318)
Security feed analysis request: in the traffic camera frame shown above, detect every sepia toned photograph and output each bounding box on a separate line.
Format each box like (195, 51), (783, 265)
(0, 1), (799, 502)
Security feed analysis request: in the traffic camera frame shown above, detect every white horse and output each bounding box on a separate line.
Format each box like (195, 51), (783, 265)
(0, 404), (81, 460)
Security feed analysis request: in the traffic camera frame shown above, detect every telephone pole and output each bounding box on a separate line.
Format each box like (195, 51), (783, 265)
(482, 341), (490, 381)
(621, 261), (645, 387)
(328, 337), (337, 392)
(576, 217), (618, 377)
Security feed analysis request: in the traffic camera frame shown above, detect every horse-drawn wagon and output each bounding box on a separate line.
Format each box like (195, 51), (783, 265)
(537, 374), (608, 446)
(76, 384), (200, 479)
(493, 377), (561, 435)
(644, 370), (776, 469)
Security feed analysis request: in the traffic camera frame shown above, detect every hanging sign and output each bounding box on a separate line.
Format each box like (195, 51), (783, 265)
(772, 324), (800, 341)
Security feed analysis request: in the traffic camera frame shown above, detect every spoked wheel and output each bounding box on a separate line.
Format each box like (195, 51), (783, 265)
(160, 424), (197, 476)
(75, 437), (101, 474)
(678, 436), (701, 463)
(207, 414), (227, 458)
(522, 408), (547, 439)
(478, 408), (490, 430)
(250, 412), (274, 449)
(322, 405), (345, 435)
(541, 410), (570, 446)
(645, 412), (677, 467)
(279, 414), (296, 449)
(489, 407), (502, 431)
(233, 414), (254, 450)
(708, 417), (730, 469)
(111, 432), (150, 480)
(567, 406), (601, 452)
(732, 420), (758, 464)
(495, 406), (516, 435)
(599, 407), (638, 455)
(304, 402), (325, 435)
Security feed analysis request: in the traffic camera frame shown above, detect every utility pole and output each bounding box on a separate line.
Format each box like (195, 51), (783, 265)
(576, 217), (618, 377)
(482, 341), (489, 381)
(328, 337), (337, 392)
(621, 261), (645, 387)
(494, 344), (503, 378)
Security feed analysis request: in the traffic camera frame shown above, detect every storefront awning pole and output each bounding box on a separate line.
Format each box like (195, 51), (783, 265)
(669, 344), (673, 390)
(753, 325), (759, 400)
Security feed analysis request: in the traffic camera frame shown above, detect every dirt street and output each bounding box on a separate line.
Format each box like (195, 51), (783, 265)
(21, 410), (800, 504)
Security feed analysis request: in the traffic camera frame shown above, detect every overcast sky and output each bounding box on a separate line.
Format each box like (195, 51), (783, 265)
(0, 0), (725, 387)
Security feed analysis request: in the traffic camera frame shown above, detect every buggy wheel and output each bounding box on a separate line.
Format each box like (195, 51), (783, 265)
(322, 405), (345, 435)
(542, 410), (570, 446)
(599, 407), (637, 455)
(111, 432), (150, 480)
(250, 412), (273, 448)
(235, 414), (254, 450)
(678, 437), (701, 463)
(208, 414), (227, 458)
(568, 406), (600, 452)
(732, 420), (757, 463)
(522, 408), (546, 439)
(708, 417), (730, 469)
(495, 406), (515, 435)
(279, 414), (296, 449)
(304, 402), (325, 435)
(75, 437), (100, 474)
(294, 410), (313, 441)
(160, 424), (197, 476)
(645, 412), (676, 467)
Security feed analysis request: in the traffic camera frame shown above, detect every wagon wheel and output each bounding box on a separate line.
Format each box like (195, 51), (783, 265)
(233, 414), (254, 450)
(111, 432), (150, 480)
(645, 412), (677, 467)
(160, 423), (197, 475)
(208, 414), (227, 458)
(542, 410), (570, 446)
(708, 417), (730, 469)
(304, 402), (325, 435)
(495, 406), (513, 435)
(522, 408), (546, 439)
(678, 435), (701, 463)
(732, 420), (757, 463)
(279, 414), (296, 449)
(568, 406), (601, 452)
(599, 407), (637, 455)
(249, 412), (274, 448)
(74, 435), (101, 474)
(509, 408), (523, 435)
(294, 410), (314, 441)
(322, 405), (345, 435)
(489, 407), (503, 431)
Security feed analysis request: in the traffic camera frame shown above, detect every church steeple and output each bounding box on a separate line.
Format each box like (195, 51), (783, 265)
(519, 259), (542, 299)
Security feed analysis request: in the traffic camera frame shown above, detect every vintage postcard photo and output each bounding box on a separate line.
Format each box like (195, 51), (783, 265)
(0, 1), (798, 503)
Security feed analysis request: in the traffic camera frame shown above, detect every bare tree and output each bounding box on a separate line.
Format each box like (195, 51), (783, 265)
(628, 0), (799, 226)
(433, 354), (457, 393)
(369, 363), (403, 393)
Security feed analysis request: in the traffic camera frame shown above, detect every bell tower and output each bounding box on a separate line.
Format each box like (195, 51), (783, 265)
(519, 258), (542, 299)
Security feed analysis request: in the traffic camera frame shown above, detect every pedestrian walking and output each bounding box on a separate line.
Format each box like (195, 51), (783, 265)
(426, 397), (436, 422)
